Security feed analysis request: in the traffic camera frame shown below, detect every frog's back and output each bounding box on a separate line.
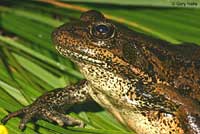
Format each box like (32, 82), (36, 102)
(154, 42), (200, 101)
(168, 43), (200, 102)
(131, 34), (200, 102)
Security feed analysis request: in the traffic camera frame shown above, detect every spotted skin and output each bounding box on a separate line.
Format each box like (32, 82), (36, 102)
(2, 10), (200, 134)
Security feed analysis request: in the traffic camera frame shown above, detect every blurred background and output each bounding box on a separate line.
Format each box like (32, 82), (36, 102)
(0, 0), (199, 134)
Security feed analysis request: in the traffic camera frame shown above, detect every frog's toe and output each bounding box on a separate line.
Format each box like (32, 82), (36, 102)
(41, 109), (84, 127)
(18, 114), (33, 130)
(62, 114), (85, 127)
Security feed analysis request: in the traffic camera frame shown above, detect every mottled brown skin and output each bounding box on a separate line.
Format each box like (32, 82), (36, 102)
(1, 10), (200, 134)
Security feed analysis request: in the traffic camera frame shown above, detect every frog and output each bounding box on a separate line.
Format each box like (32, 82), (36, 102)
(1, 10), (200, 134)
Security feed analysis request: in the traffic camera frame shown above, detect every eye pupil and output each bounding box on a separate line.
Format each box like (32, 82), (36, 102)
(91, 23), (115, 39)
(95, 24), (109, 33)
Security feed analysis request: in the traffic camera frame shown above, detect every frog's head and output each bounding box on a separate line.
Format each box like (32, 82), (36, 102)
(53, 10), (145, 74)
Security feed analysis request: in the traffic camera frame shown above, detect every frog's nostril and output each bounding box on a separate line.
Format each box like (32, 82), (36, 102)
(80, 10), (105, 22)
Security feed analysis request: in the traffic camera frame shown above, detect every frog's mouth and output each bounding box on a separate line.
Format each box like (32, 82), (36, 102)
(56, 43), (109, 66)
(55, 43), (129, 69)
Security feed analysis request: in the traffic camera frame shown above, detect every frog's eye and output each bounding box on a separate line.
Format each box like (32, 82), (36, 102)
(91, 23), (115, 39)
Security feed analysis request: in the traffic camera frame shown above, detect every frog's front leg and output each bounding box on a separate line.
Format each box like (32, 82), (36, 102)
(1, 80), (91, 130)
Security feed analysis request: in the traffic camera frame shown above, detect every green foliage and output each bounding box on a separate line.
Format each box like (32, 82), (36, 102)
(0, 0), (199, 134)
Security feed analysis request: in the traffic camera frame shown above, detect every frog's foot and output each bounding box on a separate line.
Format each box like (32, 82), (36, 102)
(1, 105), (84, 130)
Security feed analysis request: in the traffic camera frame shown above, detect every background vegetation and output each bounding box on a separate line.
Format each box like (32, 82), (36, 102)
(0, 0), (199, 134)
